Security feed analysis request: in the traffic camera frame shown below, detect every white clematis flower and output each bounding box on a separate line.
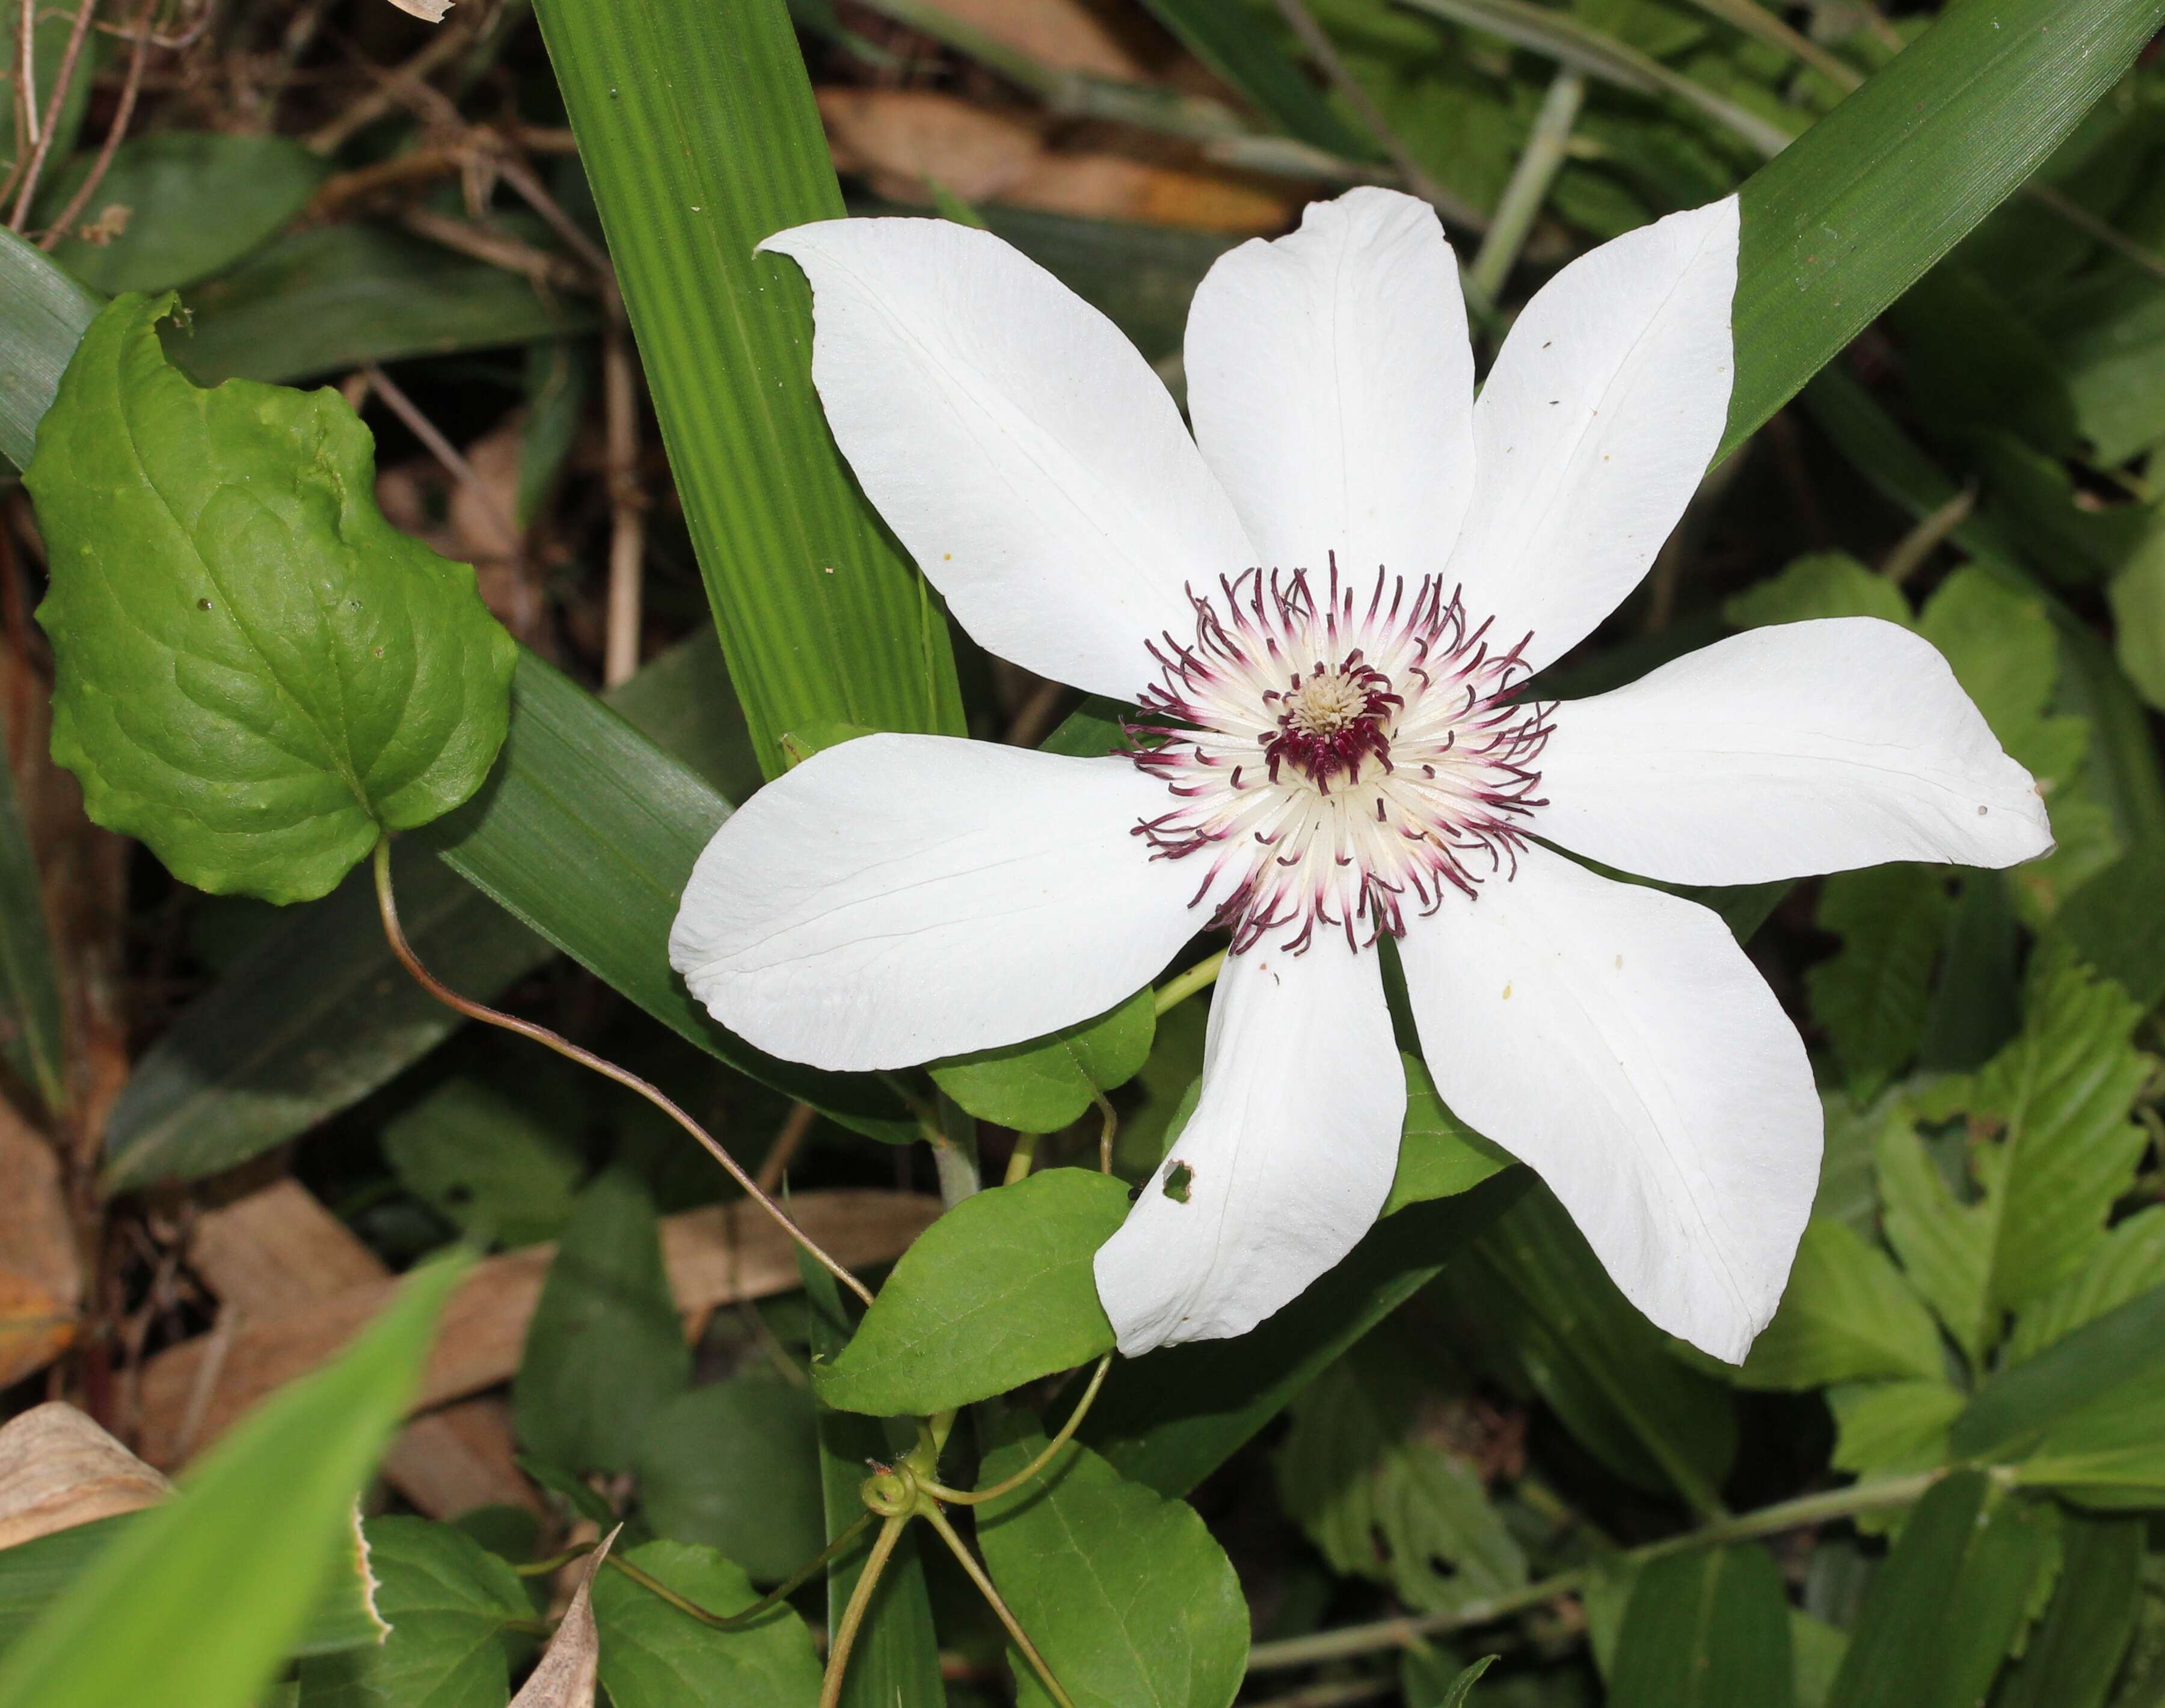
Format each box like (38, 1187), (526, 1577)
(668, 188), (2051, 1365)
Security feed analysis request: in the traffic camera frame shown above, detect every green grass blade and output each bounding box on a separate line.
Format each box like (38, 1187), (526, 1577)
(0, 1255), (468, 1708)
(532, 0), (964, 774)
(1134, 0), (1374, 159)
(1724, 0), (2165, 457)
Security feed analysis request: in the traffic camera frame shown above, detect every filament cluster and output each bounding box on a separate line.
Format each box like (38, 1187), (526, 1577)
(1129, 558), (1553, 954)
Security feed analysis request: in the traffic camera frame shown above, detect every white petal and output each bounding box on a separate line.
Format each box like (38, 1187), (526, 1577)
(1184, 187), (1475, 582)
(1538, 618), (2053, 884)
(1094, 939), (1403, 1356)
(1448, 197), (1739, 671)
(668, 736), (1204, 1071)
(1399, 842), (1817, 1362)
(760, 218), (1254, 701)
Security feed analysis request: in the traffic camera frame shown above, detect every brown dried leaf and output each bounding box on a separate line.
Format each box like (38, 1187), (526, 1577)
(817, 88), (1295, 232)
(0, 1401), (172, 1549)
(385, 0), (454, 19)
(932, 0), (1149, 78)
(140, 1188), (941, 1467)
(0, 1097), (79, 1388)
(511, 1526), (619, 1707)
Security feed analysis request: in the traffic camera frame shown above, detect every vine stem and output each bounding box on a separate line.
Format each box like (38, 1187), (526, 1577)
(370, 837), (875, 1307)
(517, 1514), (876, 1632)
(920, 1505), (1077, 1708)
(820, 1516), (908, 1708)
(1153, 950), (1225, 1017)
(920, 1355), (1113, 1507)
(1245, 1468), (1952, 1673)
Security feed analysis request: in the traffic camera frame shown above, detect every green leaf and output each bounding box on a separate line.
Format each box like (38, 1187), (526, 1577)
(382, 1078), (583, 1249)
(2003, 1206), (2165, 1366)
(295, 1517), (534, 1708)
(1953, 1283), (2165, 1507)
(631, 1377), (825, 1585)
(1806, 867), (1950, 1102)
(1731, 1218), (1946, 1390)
(513, 1170), (689, 1474)
(1721, 551), (1910, 630)
(28, 292), (517, 904)
(0, 708), (62, 1115)
(1383, 1054), (1509, 1215)
(1608, 1547), (1794, 1708)
(1991, 1514), (2143, 1708)
(1828, 1380), (1964, 1485)
(591, 1540), (823, 1708)
(1724, 0), (2165, 459)
(1825, 1472), (2056, 1708)
(1884, 264), (2080, 456)
(45, 134), (325, 295)
(1276, 1338), (1526, 1614)
(930, 988), (1155, 1132)
(175, 224), (593, 389)
(1131, 0), (1374, 159)
(1878, 950), (2153, 1366)
(0, 1513), (387, 1661)
(532, 0), (963, 775)
(816, 1168), (1128, 1416)
(1452, 1186), (1736, 1514)
(2110, 524), (2165, 713)
(1083, 1176), (1525, 1500)
(0, 1255), (467, 1708)
(1916, 568), (2087, 788)
(976, 1420), (1247, 1708)
(797, 1252), (946, 1708)
(1419, 1656), (1496, 1708)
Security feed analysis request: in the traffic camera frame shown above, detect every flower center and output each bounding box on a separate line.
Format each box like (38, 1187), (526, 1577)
(1128, 558), (1553, 954)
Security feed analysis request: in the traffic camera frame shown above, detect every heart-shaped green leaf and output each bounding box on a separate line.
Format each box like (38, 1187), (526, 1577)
(931, 987), (1156, 1133)
(28, 292), (515, 904)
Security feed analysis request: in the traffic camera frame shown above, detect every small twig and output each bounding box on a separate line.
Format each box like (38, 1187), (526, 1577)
(1879, 482), (1976, 586)
(1245, 1468), (1952, 1673)
(399, 206), (591, 291)
(1468, 67), (1583, 302)
(1001, 678), (1066, 749)
(306, 18), (474, 155)
(1093, 1090), (1117, 1174)
(38, 0), (157, 251)
(493, 149), (614, 283)
(522, 1516), (877, 1629)
(371, 839), (877, 1306)
(1248, 1679), (1397, 1708)
(1271, 0), (1485, 230)
(754, 1102), (820, 1196)
(8, 0), (97, 231)
(601, 313), (644, 688)
(362, 363), (524, 575)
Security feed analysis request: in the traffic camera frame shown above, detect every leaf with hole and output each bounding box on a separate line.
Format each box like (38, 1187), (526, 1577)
(28, 292), (517, 904)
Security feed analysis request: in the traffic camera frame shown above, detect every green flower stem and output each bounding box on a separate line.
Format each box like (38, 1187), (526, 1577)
(927, 1092), (981, 1206)
(921, 1355), (1114, 1507)
(818, 1515), (909, 1708)
(1003, 1131), (1040, 1186)
(370, 836), (876, 1307)
(1245, 1468), (1953, 1673)
(920, 1504), (1078, 1708)
(1093, 1089), (1119, 1173)
(1154, 951), (1226, 1016)
(1468, 65), (1585, 303)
